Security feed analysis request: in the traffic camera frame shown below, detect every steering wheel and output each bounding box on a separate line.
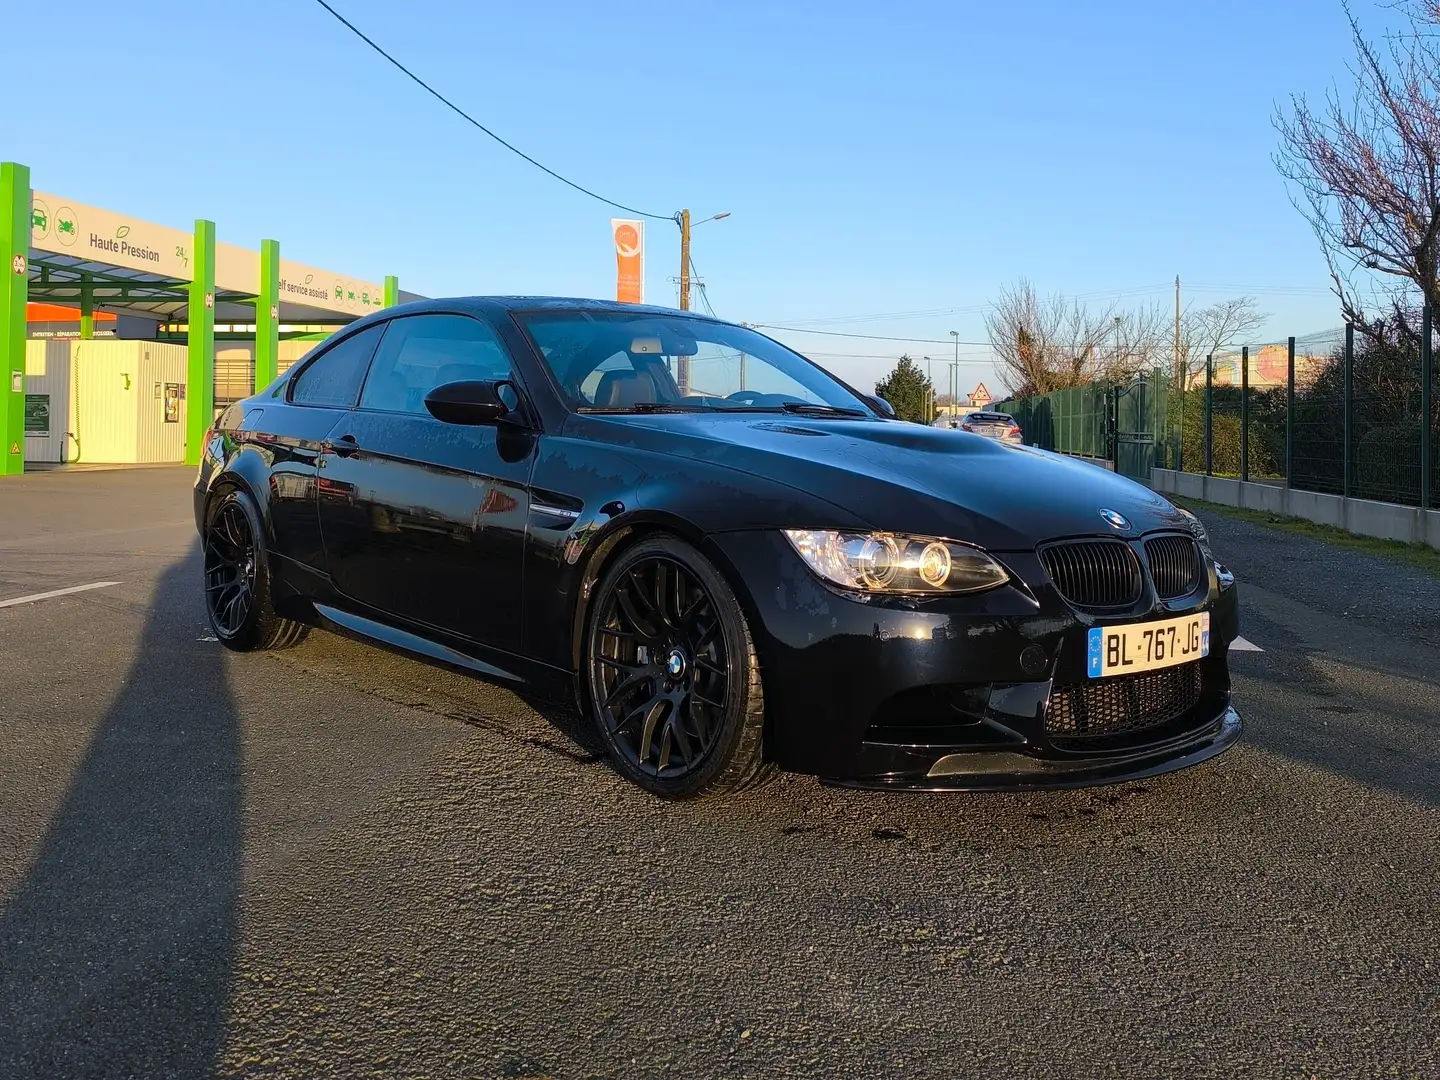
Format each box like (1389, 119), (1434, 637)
(725, 390), (765, 405)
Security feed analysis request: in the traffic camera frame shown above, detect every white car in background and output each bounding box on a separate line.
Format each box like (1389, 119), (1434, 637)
(934, 409), (1024, 444)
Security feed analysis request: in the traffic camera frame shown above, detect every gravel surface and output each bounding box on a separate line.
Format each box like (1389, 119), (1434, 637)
(0, 469), (1436, 1079)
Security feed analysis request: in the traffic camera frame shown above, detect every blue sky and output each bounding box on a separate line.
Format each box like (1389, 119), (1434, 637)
(5, 0), (1375, 394)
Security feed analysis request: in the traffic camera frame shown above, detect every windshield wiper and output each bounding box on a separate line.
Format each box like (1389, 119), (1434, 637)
(778, 401), (870, 417)
(579, 401), (708, 414)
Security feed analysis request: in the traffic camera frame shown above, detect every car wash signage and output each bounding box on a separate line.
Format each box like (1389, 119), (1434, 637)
(278, 258), (385, 318)
(31, 191), (195, 281)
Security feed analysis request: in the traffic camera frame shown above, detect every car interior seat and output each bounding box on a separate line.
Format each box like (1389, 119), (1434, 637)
(593, 369), (660, 408)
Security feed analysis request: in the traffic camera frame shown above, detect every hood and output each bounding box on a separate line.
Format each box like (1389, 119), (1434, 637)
(586, 413), (1188, 551)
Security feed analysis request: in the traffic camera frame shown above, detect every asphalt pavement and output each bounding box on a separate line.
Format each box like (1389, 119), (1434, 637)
(0, 467), (1436, 1079)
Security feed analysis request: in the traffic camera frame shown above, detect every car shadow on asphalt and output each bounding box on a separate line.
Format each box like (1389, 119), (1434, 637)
(0, 551), (240, 1078)
(1228, 647), (1440, 809)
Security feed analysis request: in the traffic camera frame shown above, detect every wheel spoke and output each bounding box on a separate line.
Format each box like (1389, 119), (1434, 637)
(693, 617), (720, 653)
(603, 668), (653, 708)
(678, 592), (707, 630)
(615, 580), (662, 642)
(637, 698), (668, 764)
(597, 625), (643, 643)
(666, 713), (695, 767)
(686, 699), (711, 745)
(693, 687), (726, 710)
(596, 654), (639, 672)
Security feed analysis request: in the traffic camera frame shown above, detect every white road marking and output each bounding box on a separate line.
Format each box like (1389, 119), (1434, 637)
(1230, 636), (1265, 652)
(0, 581), (122, 609)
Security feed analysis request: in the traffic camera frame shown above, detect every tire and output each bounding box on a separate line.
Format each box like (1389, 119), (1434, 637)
(585, 536), (776, 799)
(202, 486), (310, 652)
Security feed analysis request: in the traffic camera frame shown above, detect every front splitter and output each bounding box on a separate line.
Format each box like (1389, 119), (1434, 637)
(819, 707), (1242, 793)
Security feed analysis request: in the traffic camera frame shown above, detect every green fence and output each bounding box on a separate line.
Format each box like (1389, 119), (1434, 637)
(994, 371), (1176, 481)
(994, 383), (1112, 458)
(994, 316), (1440, 511)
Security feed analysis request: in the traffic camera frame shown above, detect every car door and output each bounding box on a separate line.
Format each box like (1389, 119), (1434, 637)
(264, 323), (386, 573)
(316, 312), (534, 654)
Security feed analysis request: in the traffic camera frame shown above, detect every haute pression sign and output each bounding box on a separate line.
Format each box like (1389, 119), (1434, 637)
(30, 191), (383, 317)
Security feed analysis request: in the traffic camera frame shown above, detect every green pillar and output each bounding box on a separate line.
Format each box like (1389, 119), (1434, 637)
(384, 274), (399, 308)
(0, 162), (28, 477)
(185, 219), (215, 467)
(255, 238), (279, 392)
(80, 273), (93, 339)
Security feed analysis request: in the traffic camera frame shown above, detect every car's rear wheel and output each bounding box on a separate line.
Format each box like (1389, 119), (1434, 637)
(585, 536), (774, 799)
(203, 487), (309, 652)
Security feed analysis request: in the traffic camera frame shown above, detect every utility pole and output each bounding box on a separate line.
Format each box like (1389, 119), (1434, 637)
(677, 209), (691, 393)
(678, 209), (691, 312)
(1174, 275), (1182, 390)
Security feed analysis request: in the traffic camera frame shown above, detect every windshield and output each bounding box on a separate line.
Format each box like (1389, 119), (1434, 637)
(514, 310), (874, 415)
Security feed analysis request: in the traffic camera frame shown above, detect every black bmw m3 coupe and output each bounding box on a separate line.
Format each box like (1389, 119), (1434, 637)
(195, 297), (1241, 798)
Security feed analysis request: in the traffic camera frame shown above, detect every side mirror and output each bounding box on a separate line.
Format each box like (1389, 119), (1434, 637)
(866, 394), (897, 418)
(424, 380), (517, 426)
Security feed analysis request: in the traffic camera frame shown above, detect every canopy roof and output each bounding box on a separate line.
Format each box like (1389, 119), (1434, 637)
(27, 190), (389, 326)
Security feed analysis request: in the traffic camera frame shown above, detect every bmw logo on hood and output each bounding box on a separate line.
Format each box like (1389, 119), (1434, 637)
(1099, 508), (1132, 532)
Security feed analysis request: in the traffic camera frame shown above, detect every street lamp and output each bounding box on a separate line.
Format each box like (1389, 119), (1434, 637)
(949, 330), (960, 414)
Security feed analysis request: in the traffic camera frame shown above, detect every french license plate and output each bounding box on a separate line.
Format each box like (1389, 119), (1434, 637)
(1087, 612), (1209, 679)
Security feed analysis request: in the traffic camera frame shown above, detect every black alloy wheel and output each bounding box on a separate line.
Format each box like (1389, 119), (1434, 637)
(205, 499), (257, 638)
(586, 537), (772, 798)
(202, 488), (309, 652)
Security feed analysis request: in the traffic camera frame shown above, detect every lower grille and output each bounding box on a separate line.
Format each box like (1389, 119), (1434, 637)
(1039, 540), (1143, 610)
(1045, 662), (1203, 741)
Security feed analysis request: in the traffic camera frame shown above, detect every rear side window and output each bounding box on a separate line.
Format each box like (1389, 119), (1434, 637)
(289, 324), (386, 408)
(358, 313), (512, 415)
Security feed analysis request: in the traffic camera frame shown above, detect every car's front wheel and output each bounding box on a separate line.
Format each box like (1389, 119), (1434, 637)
(585, 536), (774, 799)
(203, 487), (309, 652)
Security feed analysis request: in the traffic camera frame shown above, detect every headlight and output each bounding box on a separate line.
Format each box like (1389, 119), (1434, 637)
(783, 530), (1008, 594)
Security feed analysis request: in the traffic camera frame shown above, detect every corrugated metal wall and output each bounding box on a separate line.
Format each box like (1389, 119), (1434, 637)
(71, 341), (140, 463)
(216, 345), (254, 407)
(215, 339), (325, 404)
(136, 343), (189, 463)
(279, 339), (318, 377)
(23, 340), (73, 463)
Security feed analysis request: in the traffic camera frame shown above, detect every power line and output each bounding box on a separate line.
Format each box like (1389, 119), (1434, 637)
(755, 324), (990, 345)
(764, 283), (1338, 328)
(310, 0), (672, 222)
(688, 256), (717, 317)
(800, 351), (996, 364)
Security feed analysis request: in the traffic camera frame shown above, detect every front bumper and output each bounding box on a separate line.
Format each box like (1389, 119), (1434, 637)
(705, 530), (1241, 790)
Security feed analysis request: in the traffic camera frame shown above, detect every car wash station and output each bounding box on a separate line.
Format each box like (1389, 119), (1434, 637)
(0, 160), (404, 474)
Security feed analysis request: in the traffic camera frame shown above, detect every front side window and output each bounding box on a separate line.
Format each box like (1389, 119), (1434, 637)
(359, 313), (512, 415)
(288, 324), (385, 408)
(517, 311), (874, 416)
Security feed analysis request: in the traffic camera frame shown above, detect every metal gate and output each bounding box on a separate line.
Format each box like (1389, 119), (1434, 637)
(1112, 375), (1166, 483)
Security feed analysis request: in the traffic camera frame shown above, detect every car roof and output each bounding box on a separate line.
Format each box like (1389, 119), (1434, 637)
(365, 296), (724, 322)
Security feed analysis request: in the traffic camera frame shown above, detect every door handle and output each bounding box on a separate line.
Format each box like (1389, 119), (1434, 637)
(325, 434), (360, 458)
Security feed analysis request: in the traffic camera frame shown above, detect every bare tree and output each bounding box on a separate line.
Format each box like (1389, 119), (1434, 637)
(1175, 296), (1271, 387)
(1274, 0), (1440, 334)
(986, 279), (1122, 395)
(1105, 301), (1173, 382)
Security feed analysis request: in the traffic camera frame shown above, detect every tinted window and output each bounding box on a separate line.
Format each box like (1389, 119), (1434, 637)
(359, 314), (512, 415)
(288, 324), (385, 408)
